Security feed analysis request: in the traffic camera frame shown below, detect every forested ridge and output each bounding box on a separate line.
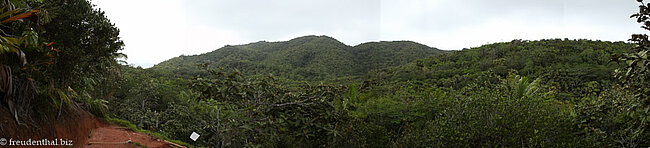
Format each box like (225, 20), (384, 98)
(117, 38), (642, 147)
(366, 39), (632, 99)
(1, 0), (650, 147)
(150, 35), (447, 81)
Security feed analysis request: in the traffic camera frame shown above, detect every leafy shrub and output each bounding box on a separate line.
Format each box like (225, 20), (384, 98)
(411, 75), (581, 147)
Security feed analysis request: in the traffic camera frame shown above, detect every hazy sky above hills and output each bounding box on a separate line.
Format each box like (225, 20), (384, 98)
(94, 0), (643, 68)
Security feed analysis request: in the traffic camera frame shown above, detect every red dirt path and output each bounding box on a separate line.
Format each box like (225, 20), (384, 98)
(0, 103), (184, 148)
(85, 123), (183, 148)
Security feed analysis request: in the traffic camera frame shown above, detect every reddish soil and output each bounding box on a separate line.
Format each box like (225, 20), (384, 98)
(86, 123), (180, 148)
(0, 104), (100, 148)
(0, 104), (183, 148)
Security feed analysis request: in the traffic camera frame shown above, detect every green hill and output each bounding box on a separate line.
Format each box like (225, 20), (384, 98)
(113, 38), (646, 147)
(365, 39), (633, 99)
(149, 35), (447, 81)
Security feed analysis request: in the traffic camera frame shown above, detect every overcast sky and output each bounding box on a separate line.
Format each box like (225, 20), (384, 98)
(92, 0), (644, 68)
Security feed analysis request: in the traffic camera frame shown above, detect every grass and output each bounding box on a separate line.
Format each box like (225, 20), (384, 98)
(105, 117), (138, 131)
(131, 142), (148, 148)
(104, 117), (193, 147)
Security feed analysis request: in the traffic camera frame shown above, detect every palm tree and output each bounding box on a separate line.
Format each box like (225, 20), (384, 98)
(507, 75), (542, 99)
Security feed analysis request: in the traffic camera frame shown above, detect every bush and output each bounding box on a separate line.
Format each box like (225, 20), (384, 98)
(410, 75), (581, 147)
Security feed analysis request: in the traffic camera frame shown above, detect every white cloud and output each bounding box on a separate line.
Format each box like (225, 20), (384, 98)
(184, 25), (246, 55)
(92, 0), (188, 66)
(92, 0), (646, 67)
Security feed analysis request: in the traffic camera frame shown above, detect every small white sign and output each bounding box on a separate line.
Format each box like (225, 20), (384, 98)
(190, 132), (200, 141)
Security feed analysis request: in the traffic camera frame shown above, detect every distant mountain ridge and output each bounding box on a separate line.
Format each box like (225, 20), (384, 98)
(364, 39), (633, 99)
(150, 35), (448, 81)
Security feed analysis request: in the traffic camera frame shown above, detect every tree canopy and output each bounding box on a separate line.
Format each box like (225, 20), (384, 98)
(150, 35), (447, 81)
(3, 0), (650, 147)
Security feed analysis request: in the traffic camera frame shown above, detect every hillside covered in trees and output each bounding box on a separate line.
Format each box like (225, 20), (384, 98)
(2, 0), (650, 147)
(113, 38), (646, 147)
(150, 35), (447, 81)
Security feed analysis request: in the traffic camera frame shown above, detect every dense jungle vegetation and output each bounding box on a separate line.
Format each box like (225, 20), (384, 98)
(150, 35), (448, 81)
(1, 0), (650, 147)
